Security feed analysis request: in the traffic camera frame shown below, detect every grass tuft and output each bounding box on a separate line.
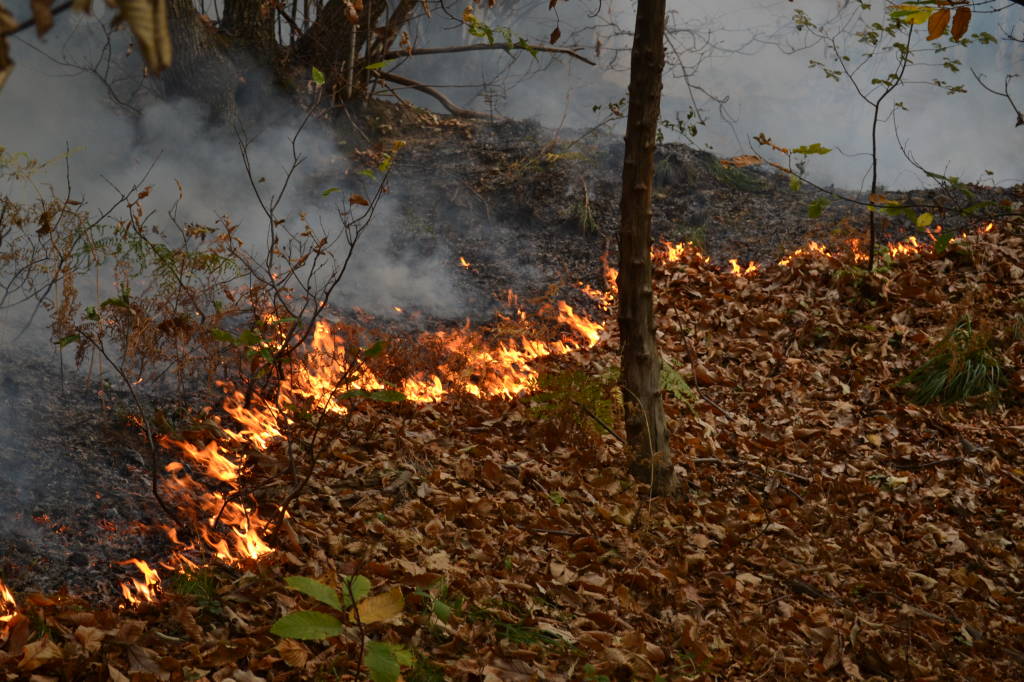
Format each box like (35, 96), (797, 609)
(900, 315), (1006, 405)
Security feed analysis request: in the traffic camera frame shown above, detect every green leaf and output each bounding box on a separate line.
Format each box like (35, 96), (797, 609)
(364, 60), (394, 70)
(362, 340), (386, 359)
(337, 388), (405, 403)
(807, 197), (830, 218)
(100, 296), (130, 308)
(285, 577), (342, 611)
(916, 212), (934, 228)
(322, 187), (341, 197)
(85, 306), (99, 322)
(341, 575), (372, 608)
(432, 599), (452, 623)
(56, 334), (80, 348)
(792, 143), (831, 155)
(210, 328), (237, 344)
(270, 611), (344, 640)
(364, 641), (413, 682)
(788, 174), (801, 191)
(238, 329), (261, 346)
(369, 389), (405, 402)
(311, 67), (325, 86)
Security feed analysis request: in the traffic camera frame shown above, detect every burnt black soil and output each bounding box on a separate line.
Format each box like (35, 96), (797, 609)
(386, 117), (1019, 322)
(0, 348), (173, 602)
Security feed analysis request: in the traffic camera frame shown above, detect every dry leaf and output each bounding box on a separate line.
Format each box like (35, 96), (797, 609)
(351, 586), (404, 624)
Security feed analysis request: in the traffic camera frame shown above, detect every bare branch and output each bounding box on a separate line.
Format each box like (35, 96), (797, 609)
(375, 70), (491, 118)
(381, 42), (596, 66)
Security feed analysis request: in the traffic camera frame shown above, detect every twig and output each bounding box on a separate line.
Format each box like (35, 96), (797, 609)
(764, 466), (812, 485)
(570, 398), (625, 443)
(887, 456), (962, 471)
(380, 42), (596, 66)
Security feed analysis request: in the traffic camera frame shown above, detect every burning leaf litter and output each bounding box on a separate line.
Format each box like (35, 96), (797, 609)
(1, 219), (1022, 679)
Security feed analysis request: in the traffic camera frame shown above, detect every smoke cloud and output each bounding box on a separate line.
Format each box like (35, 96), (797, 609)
(397, 0), (1023, 190)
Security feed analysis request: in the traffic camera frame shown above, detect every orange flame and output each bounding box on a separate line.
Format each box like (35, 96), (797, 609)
(0, 579), (14, 644)
(119, 559), (161, 606)
(556, 301), (603, 347)
(728, 258), (758, 276)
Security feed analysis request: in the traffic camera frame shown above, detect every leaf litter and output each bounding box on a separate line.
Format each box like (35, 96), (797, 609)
(1, 217), (1023, 680)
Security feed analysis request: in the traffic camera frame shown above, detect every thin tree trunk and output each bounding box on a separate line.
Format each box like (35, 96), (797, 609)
(619, 0), (677, 496)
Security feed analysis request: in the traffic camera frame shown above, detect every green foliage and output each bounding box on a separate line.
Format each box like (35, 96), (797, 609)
(532, 369), (615, 443)
(285, 576), (346, 610)
(807, 197), (830, 219)
(405, 654), (446, 682)
(364, 641), (414, 682)
(271, 610), (345, 640)
(273, 576), (414, 678)
(661, 356), (697, 404)
(792, 143), (831, 156)
(170, 568), (220, 612)
(900, 315), (1006, 405)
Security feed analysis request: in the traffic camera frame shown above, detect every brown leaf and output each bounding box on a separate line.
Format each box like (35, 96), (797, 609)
(30, 0), (54, 36)
(349, 194), (370, 206)
(721, 155), (763, 168)
(276, 639), (309, 669)
(18, 638), (61, 672)
(107, 665), (130, 682)
(950, 6), (971, 41)
(927, 8), (950, 41)
(549, 26), (560, 45)
(114, 0), (172, 73)
(73, 625), (106, 654)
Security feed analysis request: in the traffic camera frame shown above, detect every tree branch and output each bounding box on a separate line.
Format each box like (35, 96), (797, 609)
(381, 42), (596, 66)
(2, 1), (74, 37)
(375, 70), (491, 118)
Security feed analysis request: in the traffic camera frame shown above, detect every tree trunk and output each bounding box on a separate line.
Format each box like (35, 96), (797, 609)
(293, 0), (415, 103)
(161, 0), (241, 126)
(222, 0), (277, 52)
(618, 0), (677, 496)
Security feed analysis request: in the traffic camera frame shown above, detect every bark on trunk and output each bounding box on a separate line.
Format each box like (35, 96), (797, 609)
(222, 0), (277, 52)
(162, 0), (241, 126)
(293, 0), (416, 103)
(618, 0), (677, 496)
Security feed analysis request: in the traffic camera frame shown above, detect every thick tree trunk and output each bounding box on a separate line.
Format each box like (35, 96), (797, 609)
(222, 0), (277, 52)
(293, 0), (416, 103)
(619, 0), (677, 495)
(161, 0), (241, 125)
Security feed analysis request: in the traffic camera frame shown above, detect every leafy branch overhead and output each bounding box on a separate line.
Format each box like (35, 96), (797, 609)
(0, 1), (173, 89)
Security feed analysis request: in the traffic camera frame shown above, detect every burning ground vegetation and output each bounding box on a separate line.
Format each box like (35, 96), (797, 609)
(0, 218), (1023, 681)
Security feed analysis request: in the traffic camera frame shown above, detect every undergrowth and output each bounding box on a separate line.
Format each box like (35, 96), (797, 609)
(900, 314), (1007, 405)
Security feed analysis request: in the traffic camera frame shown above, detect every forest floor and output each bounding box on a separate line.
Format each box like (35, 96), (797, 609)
(1, 112), (1023, 681)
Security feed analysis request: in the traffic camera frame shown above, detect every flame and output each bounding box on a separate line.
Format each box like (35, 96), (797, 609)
(0, 579), (15, 617)
(728, 258), (758, 276)
(138, 218), (1001, 593)
(119, 559), (161, 606)
(556, 301), (603, 347)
